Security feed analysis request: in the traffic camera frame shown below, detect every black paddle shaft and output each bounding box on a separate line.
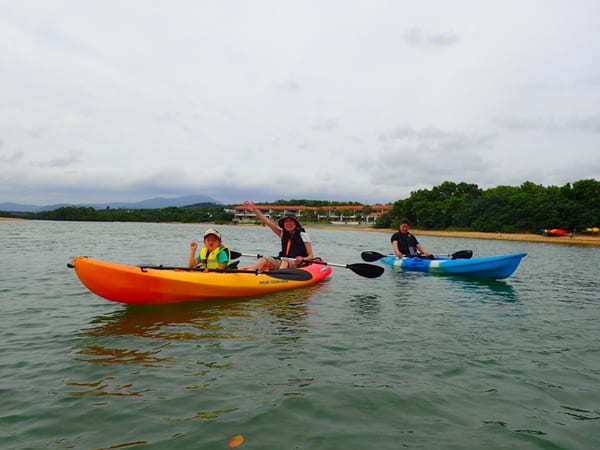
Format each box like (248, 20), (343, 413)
(137, 265), (312, 281)
(361, 250), (472, 262)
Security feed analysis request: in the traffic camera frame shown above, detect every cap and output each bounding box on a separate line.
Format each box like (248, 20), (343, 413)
(203, 228), (222, 240)
(400, 218), (410, 225)
(277, 213), (302, 229)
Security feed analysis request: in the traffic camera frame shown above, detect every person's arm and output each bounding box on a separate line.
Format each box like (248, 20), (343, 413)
(392, 240), (404, 258)
(189, 242), (199, 268)
(216, 249), (229, 270)
(416, 244), (431, 257)
(244, 201), (282, 237)
(296, 241), (314, 264)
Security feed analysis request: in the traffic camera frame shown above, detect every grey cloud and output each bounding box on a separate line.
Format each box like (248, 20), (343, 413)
(571, 116), (600, 133)
(521, 74), (600, 91)
(554, 159), (600, 182)
(0, 149), (25, 164)
(496, 115), (600, 133)
(368, 126), (493, 186)
(483, 158), (600, 191)
(379, 126), (491, 146)
(33, 151), (81, 168)
(276, 81), (302, 93)
(580, 75), (600, 87)
(33, 21), (100, 57)
(379, 126), (456, 142)
(428, 32), (460, 47)
(312, 118), (339, 132)
(27, 128), (45, 139)
(494, 116), (539, 131)
(404, 27), (460, 48)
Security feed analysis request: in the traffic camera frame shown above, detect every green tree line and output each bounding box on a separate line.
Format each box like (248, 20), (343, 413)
(1, 205), (234, 223)
(375, 179), (600, 233)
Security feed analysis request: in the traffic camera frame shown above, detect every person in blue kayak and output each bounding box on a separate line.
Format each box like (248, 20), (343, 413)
(242, 201), (314, 270)
(391, 218), (433, 258)
(189, 228), (231, 270)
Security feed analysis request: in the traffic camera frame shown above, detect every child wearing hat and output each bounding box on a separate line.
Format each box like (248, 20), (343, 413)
(189, 228), (231, 270)
(241, 201), (314, 271)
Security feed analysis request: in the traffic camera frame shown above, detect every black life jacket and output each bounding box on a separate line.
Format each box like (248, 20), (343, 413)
(279, 229), (308, 257)
(395, 232), (419, 256)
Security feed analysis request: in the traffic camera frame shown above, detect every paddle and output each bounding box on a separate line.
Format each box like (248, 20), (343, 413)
(449, 250), (473, 259)
(137, 265), (312, 281)
(239, 253), (384, 278)
(308, 259), (384, 279)
(361, 250), (473, 262)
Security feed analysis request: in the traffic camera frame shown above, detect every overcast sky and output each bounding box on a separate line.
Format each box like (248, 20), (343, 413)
(1, 1), (599, 205)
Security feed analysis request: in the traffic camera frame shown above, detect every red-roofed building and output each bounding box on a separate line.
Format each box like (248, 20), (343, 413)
(233, 203), (392, 224)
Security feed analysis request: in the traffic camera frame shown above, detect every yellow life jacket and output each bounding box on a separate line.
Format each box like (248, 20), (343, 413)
(199, 245), (230, 269)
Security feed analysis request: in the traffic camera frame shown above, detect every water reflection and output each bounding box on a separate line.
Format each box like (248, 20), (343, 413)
(67, 377), (151, 397)
(70, 286), (326, 412)
(81, 300), (251, 340)
(81, 284), (322, 339)
(74, 344), (172, 365)
(444, 276), (518, 303)
(389, 270), (518, 302)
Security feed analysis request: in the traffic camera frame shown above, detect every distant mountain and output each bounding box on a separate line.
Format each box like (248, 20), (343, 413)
(0, 202), (48, 213)
(0, 195), (220, 212)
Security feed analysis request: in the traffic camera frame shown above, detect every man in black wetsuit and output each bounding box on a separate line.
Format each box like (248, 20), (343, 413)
(390, 218), (433, 258)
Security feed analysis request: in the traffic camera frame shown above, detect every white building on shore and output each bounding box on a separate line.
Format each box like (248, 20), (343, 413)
(233, 204), (392, 224)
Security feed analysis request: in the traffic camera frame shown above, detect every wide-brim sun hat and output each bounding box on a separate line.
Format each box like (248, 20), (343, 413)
(278, 213), (302, 229)
(203, 228), (222, 240)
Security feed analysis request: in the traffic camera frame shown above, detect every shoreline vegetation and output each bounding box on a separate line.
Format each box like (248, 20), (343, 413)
(3, 216), (599, 246)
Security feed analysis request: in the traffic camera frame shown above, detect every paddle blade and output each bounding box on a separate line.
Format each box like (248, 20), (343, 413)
(347, 263), (385, 278)
(265, 269), (313, 281)
(451, 250), (473, 259)
(229, 251), (242, 259)
(361, 251), (386, 262)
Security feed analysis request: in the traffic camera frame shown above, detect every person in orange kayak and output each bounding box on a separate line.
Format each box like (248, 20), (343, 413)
(189, 228), (231, 270)
(242, 201), (314, 270)
(391, 218), (433, 258)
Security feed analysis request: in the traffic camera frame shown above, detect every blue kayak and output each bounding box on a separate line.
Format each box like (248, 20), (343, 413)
(379, 253), (527, 279)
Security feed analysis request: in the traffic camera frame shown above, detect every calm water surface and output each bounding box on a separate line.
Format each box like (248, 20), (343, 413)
(1, 221), (599, 449)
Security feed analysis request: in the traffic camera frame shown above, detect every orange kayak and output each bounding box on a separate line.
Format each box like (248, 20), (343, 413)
(70, 256), (332, 305)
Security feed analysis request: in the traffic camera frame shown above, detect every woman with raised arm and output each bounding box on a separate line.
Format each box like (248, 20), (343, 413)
(242, 201), (314, 271)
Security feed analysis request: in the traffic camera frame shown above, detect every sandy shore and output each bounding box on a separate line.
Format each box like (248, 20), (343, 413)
(0, 217), (29, 221)
(310, 224), (600, 246)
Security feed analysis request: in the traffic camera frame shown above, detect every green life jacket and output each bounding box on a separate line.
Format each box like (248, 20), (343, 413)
(199, 245), (230, 269)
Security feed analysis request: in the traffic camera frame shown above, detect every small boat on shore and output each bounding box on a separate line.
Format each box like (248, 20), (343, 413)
(543, 228), (569, 236)
(378, 253), (526, 279)
(69, 256), (332, 305)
